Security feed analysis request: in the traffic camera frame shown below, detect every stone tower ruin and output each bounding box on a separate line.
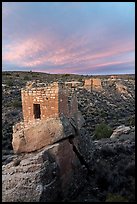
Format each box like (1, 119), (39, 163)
(12, 81), (84, 153)
(21, 82), (69, 125)
(84, 78), (102, 91)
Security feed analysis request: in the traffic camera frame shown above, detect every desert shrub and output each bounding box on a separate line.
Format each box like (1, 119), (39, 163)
(94, 123), (113, 140)
(105, 193), (128, 202)
(100, 146), (115, 157)
(15, 73), (20, 77)
(12, 100), (22, 108)
(125, 161), (135, 177)
(11, 110), (18, 116)
(100, 110), (107, 117)
(127, 115), (135, 126)
(24, 75), (31, 80)
(3, 72), (11, 76)
(6, 80), (13, 86)
(94, 161), (110, 189)
(63, 74), (70, 77)
(32, 73), (38, 77)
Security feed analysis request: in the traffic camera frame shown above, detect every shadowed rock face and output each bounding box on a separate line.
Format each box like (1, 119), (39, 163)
(71, 129), (135, 202)
(2, 139), (86, 202)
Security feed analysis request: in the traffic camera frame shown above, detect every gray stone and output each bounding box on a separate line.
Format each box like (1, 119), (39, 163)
(2, 139), (85, 202)
(110, 125), (131, 138)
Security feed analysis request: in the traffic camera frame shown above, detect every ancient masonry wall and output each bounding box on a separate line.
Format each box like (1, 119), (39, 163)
(58, 83), (69, 117)
(84, 78), (102, 91)
(65, 81), (83, 97)
(84, 79), (92, 91)
(21, 82), (60, 124)
(69, 95), (78, 118)
(92, 78), (102, 91)
(21, 82), (72, 125)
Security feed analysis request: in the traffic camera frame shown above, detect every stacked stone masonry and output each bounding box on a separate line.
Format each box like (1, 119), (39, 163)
(84, 78), (102, 91)
(21, 82), (70, 125)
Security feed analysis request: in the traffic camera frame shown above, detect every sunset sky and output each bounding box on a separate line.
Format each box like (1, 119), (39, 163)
(2, 2), (135, 75)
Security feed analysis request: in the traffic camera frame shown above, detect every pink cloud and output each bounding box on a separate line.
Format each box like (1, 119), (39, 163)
(2, 30), (134, 74)
(93, 59), (134, 68)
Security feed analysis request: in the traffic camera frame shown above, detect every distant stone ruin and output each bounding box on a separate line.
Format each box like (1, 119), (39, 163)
(84, 78), (102, 91)
(110, 75), (117, 79)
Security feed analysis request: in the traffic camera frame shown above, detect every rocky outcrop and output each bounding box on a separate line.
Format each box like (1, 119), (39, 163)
(110, 125), (131, 138)
(2, 128), (135, 202)
(115, 82), (128, 94)
(71, 130), (135, 202)
(3, 108), (87, 202)
(2, 139), (87, 202)
(12, 114), (84, 153)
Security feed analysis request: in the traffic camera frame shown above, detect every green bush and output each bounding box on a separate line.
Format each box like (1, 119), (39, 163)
(94, 122), (113, 140)
(63, 74), (70, 77)
(12, 100), (22, 108)
(24, 75), (30, 80)
(127, 115), (135, 126)
(100, 110), (107, 117)
(105, 193), (128, 202)
(32, 73), (39, 77)
(3, 72), (11, 76)
(15, 73), (20, 77)
(6, 80), (13, 86)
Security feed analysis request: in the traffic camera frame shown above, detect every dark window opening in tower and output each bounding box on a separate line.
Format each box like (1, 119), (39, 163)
(33, 104), (41, 119)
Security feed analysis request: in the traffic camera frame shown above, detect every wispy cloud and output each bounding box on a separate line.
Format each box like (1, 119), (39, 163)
(2, 2), (135, 74)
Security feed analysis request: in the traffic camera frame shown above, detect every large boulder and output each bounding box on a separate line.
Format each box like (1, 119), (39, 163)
(110, 125), (131, 138)
(115, 83), (128, 94)
(12, 116), (76, 153)
(2, 139), (86, 202)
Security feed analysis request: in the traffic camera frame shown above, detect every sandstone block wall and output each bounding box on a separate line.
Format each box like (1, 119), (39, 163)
(69, 95), (78, 118)
(21, 81), (78, 125)
(65, 81), (83, 88)
(65, 81), (83, 96)
(84, 78), (102, 91)
(110, 75), (117, 79)
(58, 83), (69, 117)
(92, 78), (102, 91)
(21, 82), (70, 125)
(84, 79), (92, 91)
